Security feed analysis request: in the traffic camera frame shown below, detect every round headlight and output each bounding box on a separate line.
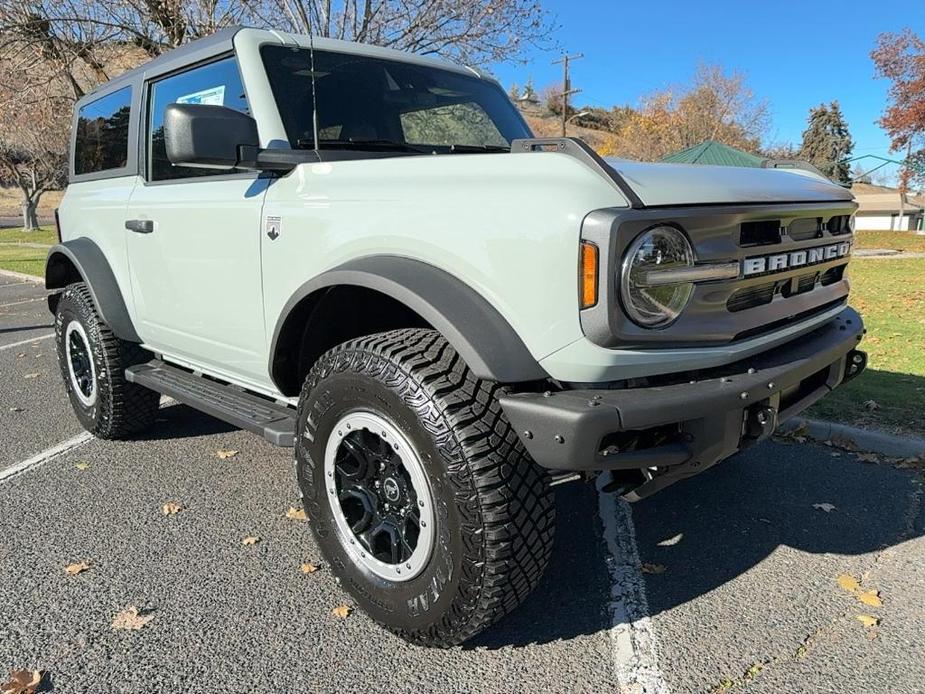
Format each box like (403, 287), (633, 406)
(620, 226), (694, 328)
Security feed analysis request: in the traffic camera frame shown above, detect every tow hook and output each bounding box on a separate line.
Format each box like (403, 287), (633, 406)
(742, 404), (777, 445)
(843, 349), (867, 384)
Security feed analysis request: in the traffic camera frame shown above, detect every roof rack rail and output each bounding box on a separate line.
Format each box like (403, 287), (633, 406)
(510, 137), (644, 209)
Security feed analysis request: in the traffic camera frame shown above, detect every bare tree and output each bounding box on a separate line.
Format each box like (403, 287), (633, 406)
(599, 64), (769, 161)
(260, 0), (555, 66)
(0, 61), (69, 229)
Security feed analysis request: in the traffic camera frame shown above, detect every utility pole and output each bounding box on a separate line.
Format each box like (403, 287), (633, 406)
(553, 53), (583, 137)
(898, 139), (912, 231)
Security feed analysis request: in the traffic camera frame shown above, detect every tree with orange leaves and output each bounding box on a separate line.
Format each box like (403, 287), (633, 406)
(871, 28), (925, 191)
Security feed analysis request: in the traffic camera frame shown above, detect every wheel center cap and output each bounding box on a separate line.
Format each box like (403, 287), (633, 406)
(383, 477), (401, 502)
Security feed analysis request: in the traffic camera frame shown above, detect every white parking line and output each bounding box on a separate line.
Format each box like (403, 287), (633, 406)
(0, 332), (55, 352)
(597, 480), (671, 694)
(0, 269), (43, 285)
(0, 432), (93, 483)
(0, 296), (45, 309)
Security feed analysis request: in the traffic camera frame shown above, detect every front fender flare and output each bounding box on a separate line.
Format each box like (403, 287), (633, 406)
(45, 239), (141, 343)
(270, 256), (547, 385)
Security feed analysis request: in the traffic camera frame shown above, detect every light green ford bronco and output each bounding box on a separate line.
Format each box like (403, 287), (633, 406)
(48, 27), (866, 646)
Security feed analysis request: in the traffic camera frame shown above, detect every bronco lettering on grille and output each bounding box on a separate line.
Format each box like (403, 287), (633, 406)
(742, 242), (851, 277)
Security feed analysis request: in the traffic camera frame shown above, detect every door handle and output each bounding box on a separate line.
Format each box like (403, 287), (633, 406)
(125, 219), (154, 234)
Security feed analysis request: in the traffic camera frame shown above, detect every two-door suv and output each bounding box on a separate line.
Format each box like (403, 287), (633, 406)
(49, 27), (866, 646)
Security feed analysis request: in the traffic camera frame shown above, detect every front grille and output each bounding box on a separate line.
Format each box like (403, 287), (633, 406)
(581, 201), (857, 350)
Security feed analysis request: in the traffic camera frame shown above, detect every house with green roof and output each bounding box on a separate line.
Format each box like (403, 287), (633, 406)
(661, 140), (767, 167)
(662, 140), (831, 182)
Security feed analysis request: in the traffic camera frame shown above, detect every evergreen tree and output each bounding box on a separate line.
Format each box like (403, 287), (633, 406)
(799, 101), (854, 183)
(508, 83), (521, 100)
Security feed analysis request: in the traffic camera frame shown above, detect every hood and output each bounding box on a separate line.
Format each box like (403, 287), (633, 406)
(604, 159), (854, 207)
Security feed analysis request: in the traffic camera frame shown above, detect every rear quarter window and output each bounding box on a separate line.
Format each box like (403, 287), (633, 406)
(74, 87), (132, 175)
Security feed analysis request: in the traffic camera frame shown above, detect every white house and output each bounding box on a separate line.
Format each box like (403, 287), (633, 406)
(852, 184), (924, 232)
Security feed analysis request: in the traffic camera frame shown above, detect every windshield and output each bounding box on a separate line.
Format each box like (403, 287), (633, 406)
(261, 45), (532, 154)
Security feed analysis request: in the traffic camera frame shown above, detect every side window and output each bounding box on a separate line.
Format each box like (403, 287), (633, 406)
(147, 57), (249, 181)
(74, 87), (132, 175)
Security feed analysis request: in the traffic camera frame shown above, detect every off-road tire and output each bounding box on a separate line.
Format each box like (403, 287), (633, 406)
(54, 282), (159, 438)
(295, 328), (556, 647)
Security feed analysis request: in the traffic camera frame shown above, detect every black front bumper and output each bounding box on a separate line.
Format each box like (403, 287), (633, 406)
(499, 307), (865, 497)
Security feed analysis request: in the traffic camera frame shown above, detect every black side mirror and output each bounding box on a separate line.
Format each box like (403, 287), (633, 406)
(164, 103), (259, 169)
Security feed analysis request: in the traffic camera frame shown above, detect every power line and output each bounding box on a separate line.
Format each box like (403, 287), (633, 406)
(553, 53), (583, 137)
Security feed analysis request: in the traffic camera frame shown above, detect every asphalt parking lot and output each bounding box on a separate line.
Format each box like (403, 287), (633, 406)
(2, 271), (924, 693)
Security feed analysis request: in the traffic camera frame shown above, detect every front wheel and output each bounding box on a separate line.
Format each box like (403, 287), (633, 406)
(295, 329), (556, 647)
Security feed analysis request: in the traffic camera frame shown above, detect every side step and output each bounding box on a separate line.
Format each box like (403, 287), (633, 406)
(125, 361), (297, 447)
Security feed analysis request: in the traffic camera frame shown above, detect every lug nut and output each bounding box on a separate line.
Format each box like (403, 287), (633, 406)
(767, 382), (775, 389)
(523, 430), (533, 439)
(740, 392), (748, 400)
(554, 435), (565, 444)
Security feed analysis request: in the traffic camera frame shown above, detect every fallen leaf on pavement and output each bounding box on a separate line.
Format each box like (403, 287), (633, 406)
(813, 503), (837, 513)
(858, 590), (883, 608)
(162, 502), (182, 516)
(216, 449), (239, 460)
(64, 561), (90, 576)
(300, 563), (318, 574)
(23, 373), (39, 380)
(242, 535), (260, 545)
(856, 614), (879, 628)
(285, 506), (307, 521)
(657, 533), (683, 546)
(641, 562), (666, 574)
(111, 606), (155, 630)
(16, 352), (25, 358)
(837, 574), (861, 593)
(74, 462), (89, 471)
(1, 669), (43, 694)
(332, 605), (352, 618)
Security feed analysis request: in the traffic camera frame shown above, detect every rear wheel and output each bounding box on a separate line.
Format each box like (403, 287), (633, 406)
(54, 282), (159, 438)
(296, 329), (556, 647)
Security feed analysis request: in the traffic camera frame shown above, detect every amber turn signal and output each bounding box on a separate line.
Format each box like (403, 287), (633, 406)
(579, 241), (599, 309)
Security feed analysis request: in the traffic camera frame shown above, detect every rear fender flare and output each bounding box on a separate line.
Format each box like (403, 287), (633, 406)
(45, 239), (140, 343)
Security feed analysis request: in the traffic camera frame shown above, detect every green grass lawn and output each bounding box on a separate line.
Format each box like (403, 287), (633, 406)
(808, 257), (925, 438)
(854, 231), (925, 253)
(0, 226), (57, 245)
(0, 244), (48, 277)
(0, 227), (53, 277)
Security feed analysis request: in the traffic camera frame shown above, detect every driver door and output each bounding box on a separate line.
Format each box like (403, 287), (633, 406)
(126, 55), (271, 388)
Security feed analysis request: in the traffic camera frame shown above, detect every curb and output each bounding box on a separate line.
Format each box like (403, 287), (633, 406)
(0, 268), (43, 285)
(779, 417), (925, 458)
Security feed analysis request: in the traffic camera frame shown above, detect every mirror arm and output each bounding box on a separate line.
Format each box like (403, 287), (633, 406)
(237, 145), (318, 172)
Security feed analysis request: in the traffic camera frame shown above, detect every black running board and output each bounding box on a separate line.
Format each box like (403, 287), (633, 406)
(125, 361), (297, 447)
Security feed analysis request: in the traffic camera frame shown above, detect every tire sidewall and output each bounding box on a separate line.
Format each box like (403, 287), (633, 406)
(297, 367), (477, 634)
(55, 289), (111, 432)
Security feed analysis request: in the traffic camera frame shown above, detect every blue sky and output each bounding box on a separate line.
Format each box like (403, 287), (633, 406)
(489, 0), (922, 182)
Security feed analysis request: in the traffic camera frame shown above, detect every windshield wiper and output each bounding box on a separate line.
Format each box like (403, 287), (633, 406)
(447, 144), (511, 154)
(297, 138), (431, 153)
